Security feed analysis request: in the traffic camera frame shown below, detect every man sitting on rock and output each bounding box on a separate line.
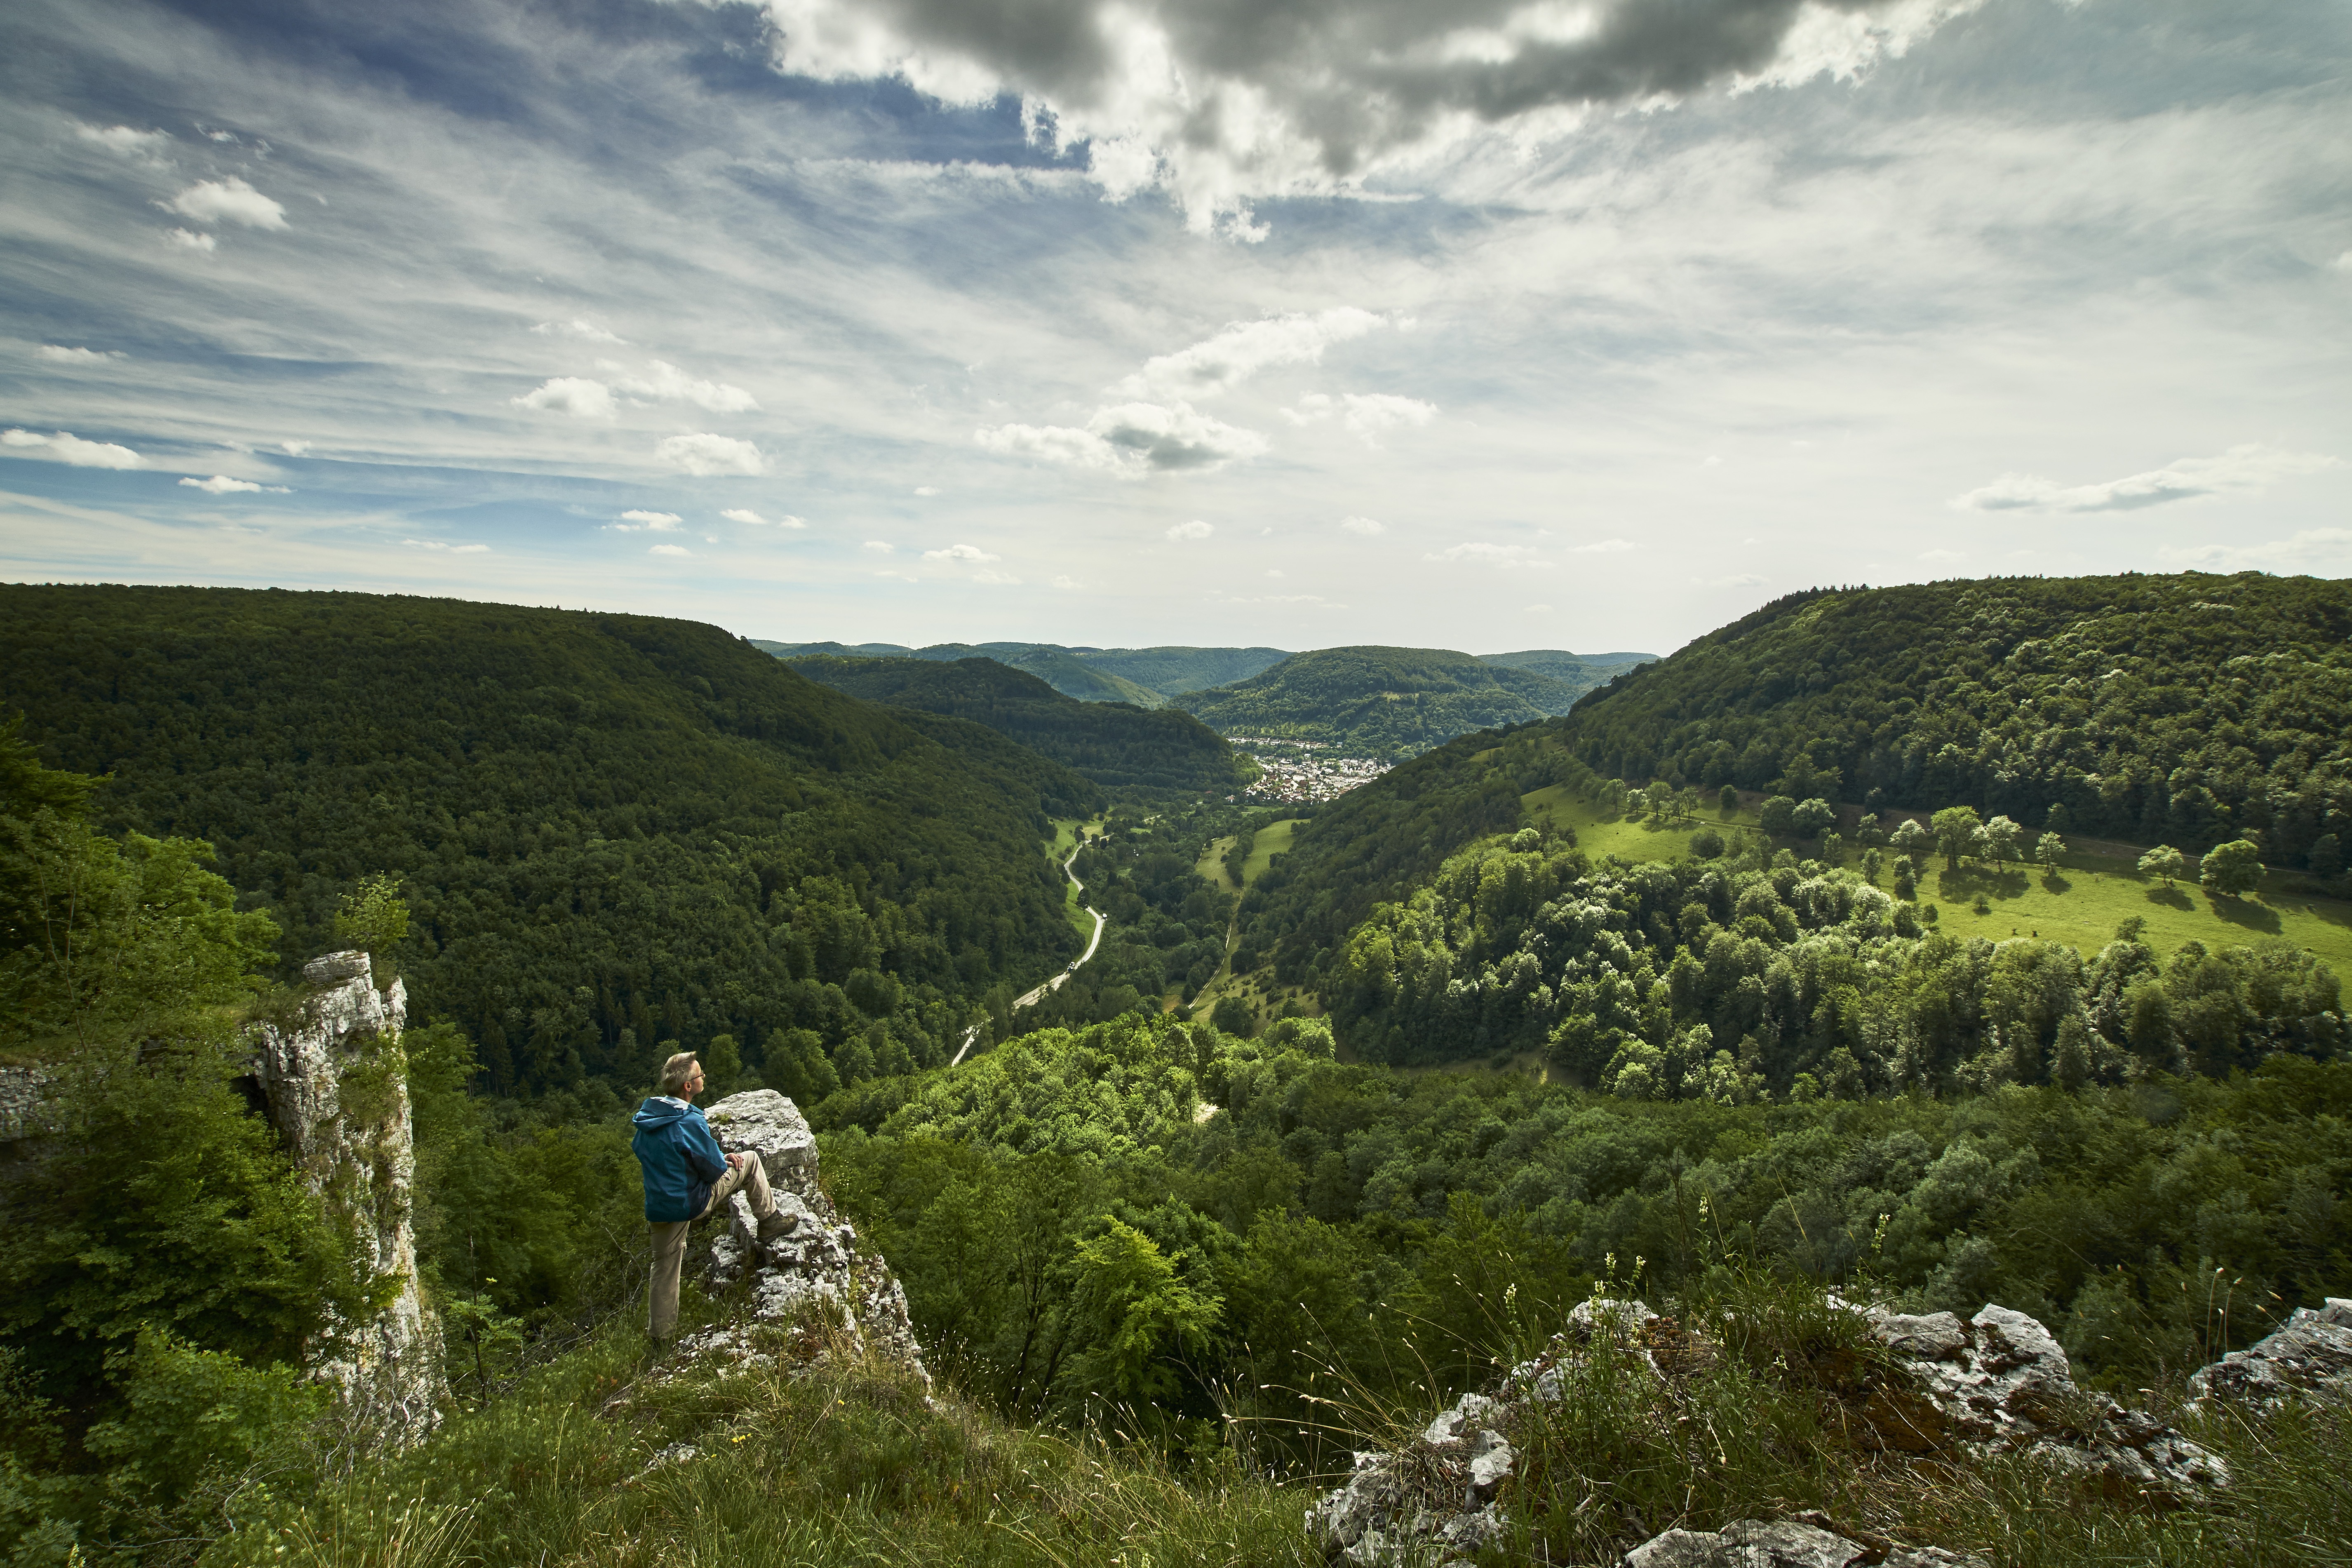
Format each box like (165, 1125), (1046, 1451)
(632, 1051), (795, 1346)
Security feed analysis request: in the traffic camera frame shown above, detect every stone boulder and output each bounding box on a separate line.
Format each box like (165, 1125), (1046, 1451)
(671, 1091), (929, 1387)
(1626, 1519), (1985, 1568)
(1854, 1303), (2227, 1500)
(2187, 1299), (2352, 1409)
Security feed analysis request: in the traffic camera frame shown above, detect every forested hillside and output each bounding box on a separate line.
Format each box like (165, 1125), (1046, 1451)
(783, 655), (1243, 795)
(0, 585), (1094, 1095)
(1479, 648), (1655, 689)
(1173, 645), (1580, 757)
(821, 1012), (2352, 1461)
(757, 640), (1292, 703)
(1562, 573), (2352, 865)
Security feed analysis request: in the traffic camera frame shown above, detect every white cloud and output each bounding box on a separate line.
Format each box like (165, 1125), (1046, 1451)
(36, 345), (125, 364)
(3, 429), (143, 468)
(2327, 251), (2352, 274)
(1570, 538), (1635, 554)
(1700, 573), (1767, 588)
(1949, 444), (2339, 513)
(1050, 574), (1083, 590)
(1339, 515), (1385, 536)
(1116, 309), (1386, 401)
(179, 474), (290, 494)
(168, 176), (288, 230)
(656, 433), (768, 476)
(1920, 548), (1966, 562)
(1427, 541), (1546, 567)
(609, 360), (758, 414)
(723, 508), (806, 528)
(513, 377), (614, 418)
(1288, 391), (1442, 444)
(862, 540), (895, 552)
(649, 543), (692, 556)
(922, 542), (1000, 562)
(1266, 568), (1285, 578)
(979, 401), (1269, 476)
(614, 510), (684, 531)
(532, 318), (626, 344)
(280, 440), (310, 457)
(76, 123), (172, 160)
(973, 568), (1022, 585)
(402, 538), (490, 554)
(2158, 528), (2352, 573)
(1166, 520), (1214, 541)
(914, 485), (940, 496)
(164, 228), (216, 252)
(1523, 603), (1555, 613)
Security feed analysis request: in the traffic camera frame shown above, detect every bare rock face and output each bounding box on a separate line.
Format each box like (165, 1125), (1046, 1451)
(248, 950), (444, 1438)
(1856, 1303), (2227, 1499)
(2187, 1299), (2352, 1409)
(674, 1090), (928, 1387)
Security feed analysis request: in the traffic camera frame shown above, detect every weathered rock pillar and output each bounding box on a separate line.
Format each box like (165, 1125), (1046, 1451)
(249, 950), (445, 1437)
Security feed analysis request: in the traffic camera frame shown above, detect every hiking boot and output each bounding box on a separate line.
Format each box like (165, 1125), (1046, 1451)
(756, 1210), (799, 1244)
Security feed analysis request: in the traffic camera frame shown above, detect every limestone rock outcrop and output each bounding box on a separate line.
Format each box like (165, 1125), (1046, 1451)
(248, 950), (444, 1437)
(672, 1090), (929, 1387)
(1310, 1293), (2227, 1566)
(1854, 1303), (2226, 1498)
(1626, 1519), (1985, 1568)
(2187, 1298), (2352, 1408)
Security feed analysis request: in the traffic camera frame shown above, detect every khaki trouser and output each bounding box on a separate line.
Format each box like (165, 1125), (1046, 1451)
(649, 1152), (778, 1343)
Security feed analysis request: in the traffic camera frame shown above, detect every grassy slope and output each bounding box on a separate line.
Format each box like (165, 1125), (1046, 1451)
(1523, 786), (2352, 971)
(1240, 818), (1301, 885)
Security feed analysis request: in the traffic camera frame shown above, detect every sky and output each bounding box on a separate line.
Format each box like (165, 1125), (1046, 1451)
(2, 0), (2347, 658)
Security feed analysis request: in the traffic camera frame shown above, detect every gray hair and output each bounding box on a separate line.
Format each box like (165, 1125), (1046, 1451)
(658, 1052), (700, 1096)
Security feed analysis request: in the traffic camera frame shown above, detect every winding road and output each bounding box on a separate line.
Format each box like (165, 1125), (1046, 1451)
(950, 830), (1104, 1067)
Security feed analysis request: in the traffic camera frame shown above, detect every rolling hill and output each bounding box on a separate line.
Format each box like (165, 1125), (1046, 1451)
(1558, 573), (2352, 864)
(1221, 572), (2352, 991)
(782, 654), (1244, 794)
(0, 585), (1096, 1093)
(753, 641), (1290, 705)
(1170, 645), (1584, 759)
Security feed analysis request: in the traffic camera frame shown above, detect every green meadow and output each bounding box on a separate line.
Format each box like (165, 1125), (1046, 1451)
(1523, 785), (2352, 972)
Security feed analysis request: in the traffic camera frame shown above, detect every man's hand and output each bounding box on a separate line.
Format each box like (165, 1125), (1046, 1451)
(728, 1152), (745, 1171)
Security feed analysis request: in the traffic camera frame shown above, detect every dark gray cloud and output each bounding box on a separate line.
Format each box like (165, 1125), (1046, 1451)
(764, 0), (1964, 218)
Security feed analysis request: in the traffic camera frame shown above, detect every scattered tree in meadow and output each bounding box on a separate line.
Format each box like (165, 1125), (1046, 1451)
(1689, 827), (1725, 860)
(1855, 812), (1887, 848)
(1981, 815), (2023, 868)
(1861, 847), (1883, 885)
(1718, 784), (1739, 815)
(1932, 805), (1984, 869)
(1792, 797), (1837, 839)
(2199, 839), (2264, 898)
(1819, 830), (1844, 865)
(2139, 844), (2188, 886)
(1759, 795), (1796, 837)
(1889, 818), (1931, 868)
(2035, 832), (2064, 874)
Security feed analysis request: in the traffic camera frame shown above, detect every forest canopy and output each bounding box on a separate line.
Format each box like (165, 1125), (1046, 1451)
(0, 585), (1097, 1097)
(783, 654), (1243, 795)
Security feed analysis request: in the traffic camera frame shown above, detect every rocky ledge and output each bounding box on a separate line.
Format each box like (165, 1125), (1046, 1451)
(1312, 1289), (2270, 1567)
(2186, 1298), (2352, 1409)
(668, 1090), (929, 1388)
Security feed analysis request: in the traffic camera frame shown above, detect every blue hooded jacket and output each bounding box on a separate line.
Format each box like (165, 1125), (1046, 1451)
(631, 1096), (730, 1222)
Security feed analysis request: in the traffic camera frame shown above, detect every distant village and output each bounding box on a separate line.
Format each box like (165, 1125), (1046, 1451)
(1229, 737), (1390, 804)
